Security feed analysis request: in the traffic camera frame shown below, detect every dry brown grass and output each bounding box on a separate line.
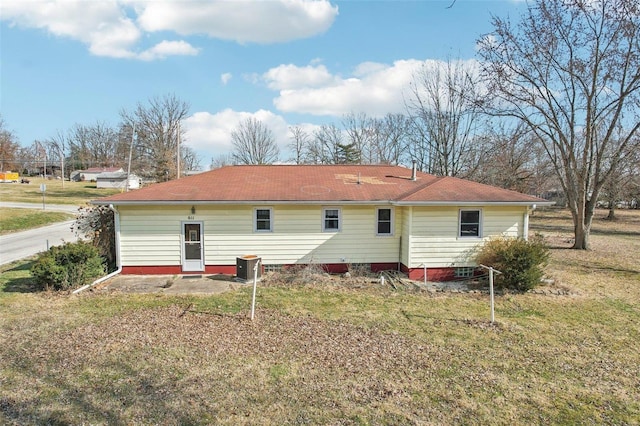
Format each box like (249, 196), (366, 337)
(0, 178), (119, 205)
(0, 208), (639, 425)
(532, 208), (640, 300)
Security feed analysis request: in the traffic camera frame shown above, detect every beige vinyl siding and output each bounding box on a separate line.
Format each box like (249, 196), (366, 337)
(117, 205), (402, 267)
(203, 205), (401, 265)
(118, 206), (184, 266)
(409, 206), (526, 268)
(118, 203), (526, 269)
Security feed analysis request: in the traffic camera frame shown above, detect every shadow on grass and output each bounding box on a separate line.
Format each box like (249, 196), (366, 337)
(1, 261), (42, 293)
(532, 223), (640, 237)
(3, 276), (41, 293)
(558, 258), (640, 276)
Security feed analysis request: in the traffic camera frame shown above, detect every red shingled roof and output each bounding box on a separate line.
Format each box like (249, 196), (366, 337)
(95, 165), (547, 205)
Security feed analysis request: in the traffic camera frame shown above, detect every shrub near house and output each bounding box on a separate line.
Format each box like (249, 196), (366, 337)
(31, 242), (105, 291)
(475, 235), (550, 291)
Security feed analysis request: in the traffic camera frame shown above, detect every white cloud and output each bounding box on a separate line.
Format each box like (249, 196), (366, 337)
(264, 59), (484, 118)
(1, 0), (338, 59)
(136, 0), (338, 43)
(138, 40), (199, 61)
(267, 59), (425, 117)
(262, 63), (336, 90)
(221, 73), (233, 85)
(184, 109), (291, 159)
(2, 0), (140, 58)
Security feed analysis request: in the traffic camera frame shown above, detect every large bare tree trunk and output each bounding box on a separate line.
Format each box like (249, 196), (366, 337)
(478, 0), (640, 250)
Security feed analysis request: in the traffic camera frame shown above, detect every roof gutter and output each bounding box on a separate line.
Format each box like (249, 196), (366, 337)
(73, 204), (122, 294)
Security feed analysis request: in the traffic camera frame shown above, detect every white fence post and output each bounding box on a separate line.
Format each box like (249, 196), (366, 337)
(250, 259), (261, 321)
(479, 264), (502, 324)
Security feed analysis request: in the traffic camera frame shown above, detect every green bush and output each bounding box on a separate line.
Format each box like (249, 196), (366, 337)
(31, 241), (105, 291)
(475, 235), (550, 292)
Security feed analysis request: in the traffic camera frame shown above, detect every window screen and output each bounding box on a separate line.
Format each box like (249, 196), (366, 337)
(460, 210), (481, 237)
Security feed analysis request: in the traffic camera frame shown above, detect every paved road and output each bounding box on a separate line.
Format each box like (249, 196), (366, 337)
(0, 202), (81, 266)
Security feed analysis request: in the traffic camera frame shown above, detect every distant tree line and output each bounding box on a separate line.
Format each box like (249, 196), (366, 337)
(0, 94), (201, 183)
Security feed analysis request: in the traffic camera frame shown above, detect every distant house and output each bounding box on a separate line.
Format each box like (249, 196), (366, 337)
(96, 172), (141, 190)
(71, 167), (123, 182)
(94, 164), (552, 281)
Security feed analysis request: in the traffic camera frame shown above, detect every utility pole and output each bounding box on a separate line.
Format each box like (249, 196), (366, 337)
(126, 123), (135, 192)
(176, 122), (181, 179)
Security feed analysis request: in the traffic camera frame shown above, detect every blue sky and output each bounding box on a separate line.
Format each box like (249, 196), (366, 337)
(1, 0), (524, 167)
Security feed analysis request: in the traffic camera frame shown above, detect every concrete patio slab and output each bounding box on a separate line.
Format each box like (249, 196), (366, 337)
(96, 274), (250, 294)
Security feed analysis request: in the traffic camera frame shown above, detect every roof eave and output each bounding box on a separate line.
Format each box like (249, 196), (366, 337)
(392, 200), (554, 207)
(93, 199), (554, 207)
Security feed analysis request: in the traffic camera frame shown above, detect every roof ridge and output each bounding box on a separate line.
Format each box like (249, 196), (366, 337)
(394, 175), (444, 201)
(440, 175), (543, 198)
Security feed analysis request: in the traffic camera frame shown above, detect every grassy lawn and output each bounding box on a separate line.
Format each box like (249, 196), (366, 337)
(0, 178), (120, 206)
(1, 209), (639, 424)
(0, 208), (75, 235)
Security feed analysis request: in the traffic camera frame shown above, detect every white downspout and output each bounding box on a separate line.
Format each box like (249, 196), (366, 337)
(524, 205), (534, 241)
(73, 204), (122, 294)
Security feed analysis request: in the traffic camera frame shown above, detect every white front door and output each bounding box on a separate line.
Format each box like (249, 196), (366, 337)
(182, 222), (204, 272)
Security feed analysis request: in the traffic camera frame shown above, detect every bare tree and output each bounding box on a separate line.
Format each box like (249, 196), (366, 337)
(373, 113), (411, 165)
(16, 145), (36, 175)
(288, 125), (310, 164)
(0, 115), (20, 172)
(601, 138), (639, 219)
(47, 130), (67, 183)
(477, 0), (640, 249)
(343, 112), (375, 164)
(180, 145), (202, 173)
(121, 94), (190, 181)
(68, 122), (121, 170)
(474, 122), (555, 194)
(406, 58), (485, 177)
(231, 117), (279, 165)
(310, 124), (344, 164)
(210, 153), (235, 169)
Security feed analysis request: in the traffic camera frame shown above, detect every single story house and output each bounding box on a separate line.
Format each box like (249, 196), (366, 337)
(71, 167), (123, 182)
(94, 164), (552, 281)
(96, 172), (141, 190)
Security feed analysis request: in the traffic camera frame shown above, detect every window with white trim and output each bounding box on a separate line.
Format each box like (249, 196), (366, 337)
(322, 207), (341, 232)
(376, 207), (393, 236)
(254, 208), (272, 232)
(459, 209), (481, 237)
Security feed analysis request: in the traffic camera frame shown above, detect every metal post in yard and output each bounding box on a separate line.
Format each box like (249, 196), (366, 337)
(479, 264), (502, 324)
(40, 183), (46, 210)
(423, 264), (428, 286)
(250, 259), (261, 321)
